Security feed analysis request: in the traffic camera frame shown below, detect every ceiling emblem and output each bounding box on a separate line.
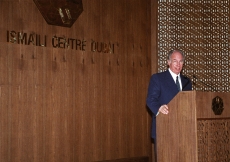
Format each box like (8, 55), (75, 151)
(33, 0), (83, 28)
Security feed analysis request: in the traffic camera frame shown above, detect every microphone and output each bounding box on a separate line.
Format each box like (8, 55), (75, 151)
(181, 75), (191, 90)
(193, 75), (216, 91)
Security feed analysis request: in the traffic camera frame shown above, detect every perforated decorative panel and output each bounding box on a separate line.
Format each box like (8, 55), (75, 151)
(158, 0), (229, 92)
(197, 119), (230, 162)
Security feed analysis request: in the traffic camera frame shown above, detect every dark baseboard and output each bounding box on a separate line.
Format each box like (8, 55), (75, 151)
(94, 156), (149, 162)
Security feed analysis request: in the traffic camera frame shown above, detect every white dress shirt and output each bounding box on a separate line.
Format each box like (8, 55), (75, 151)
(168, 68), (182, 90)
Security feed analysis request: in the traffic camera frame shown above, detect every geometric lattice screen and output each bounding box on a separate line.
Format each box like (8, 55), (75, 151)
(158, 0), (229, 92)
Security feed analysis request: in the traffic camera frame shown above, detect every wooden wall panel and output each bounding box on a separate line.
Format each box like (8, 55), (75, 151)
(0, 0), (152, 161)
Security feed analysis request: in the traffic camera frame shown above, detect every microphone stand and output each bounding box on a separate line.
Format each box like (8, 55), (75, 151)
(193, 75), (217, 92)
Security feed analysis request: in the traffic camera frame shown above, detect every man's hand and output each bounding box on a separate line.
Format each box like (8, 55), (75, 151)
(158, 104), (169, 114)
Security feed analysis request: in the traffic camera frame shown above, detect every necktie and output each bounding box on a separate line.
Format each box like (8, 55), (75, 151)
(176, 76), (181, 91)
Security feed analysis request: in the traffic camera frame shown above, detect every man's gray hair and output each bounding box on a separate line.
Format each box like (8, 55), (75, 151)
(167, 49), (185, 60)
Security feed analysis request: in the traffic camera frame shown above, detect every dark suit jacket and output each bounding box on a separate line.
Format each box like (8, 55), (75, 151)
(146, 70), (192, 139)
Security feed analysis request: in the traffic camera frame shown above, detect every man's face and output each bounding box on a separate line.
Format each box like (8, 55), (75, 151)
(167, 51), (184, 75)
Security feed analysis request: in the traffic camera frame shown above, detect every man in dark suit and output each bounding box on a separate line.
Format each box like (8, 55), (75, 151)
(146, 49), (192, 160)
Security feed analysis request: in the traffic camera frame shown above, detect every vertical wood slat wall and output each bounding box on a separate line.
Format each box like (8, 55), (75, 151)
(0, 0), (153, 161)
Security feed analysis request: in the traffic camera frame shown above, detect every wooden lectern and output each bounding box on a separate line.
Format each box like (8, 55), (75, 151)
(156, 91), (230, 162)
